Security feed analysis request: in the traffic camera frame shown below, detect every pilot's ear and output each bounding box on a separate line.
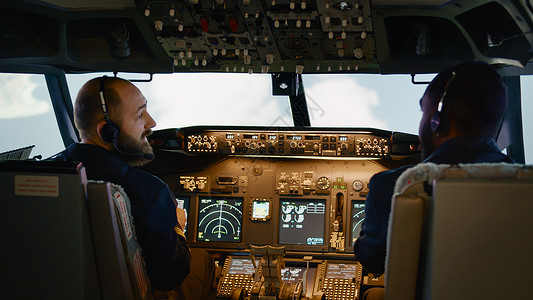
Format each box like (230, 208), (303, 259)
(434, 129), (445, 137)
(95, 120), (108, 142)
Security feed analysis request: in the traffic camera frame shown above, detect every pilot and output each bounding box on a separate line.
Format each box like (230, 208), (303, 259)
(354, 61), (514, 299)
(54, 76), (215, 300)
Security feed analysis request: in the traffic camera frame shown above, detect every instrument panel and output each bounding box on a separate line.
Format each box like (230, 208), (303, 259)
(148, 126), (420, 254)
(172, 156), (380, 253)
(146, 126), (419, 299)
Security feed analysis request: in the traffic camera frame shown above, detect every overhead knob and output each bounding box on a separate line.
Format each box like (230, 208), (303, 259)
(154, 20), (163, 31)
(266, 53), (274, 64)
(354, 48), (363, 59)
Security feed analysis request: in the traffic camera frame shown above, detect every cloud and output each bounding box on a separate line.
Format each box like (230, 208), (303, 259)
(0, 74), (50, 119)
(143, 73), (293, 129)
(304, 76), (387, 128)
(138, 73), (387, 130)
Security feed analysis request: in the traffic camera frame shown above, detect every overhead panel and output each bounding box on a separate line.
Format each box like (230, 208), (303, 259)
(141, 0), (378, 74)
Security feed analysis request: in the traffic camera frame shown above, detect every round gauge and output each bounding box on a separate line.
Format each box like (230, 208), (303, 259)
(352, 180), (364, 192)
(316, 176), (330, 190)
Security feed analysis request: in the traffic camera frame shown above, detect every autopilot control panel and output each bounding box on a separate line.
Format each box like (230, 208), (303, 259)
(151, 126), (421, 158)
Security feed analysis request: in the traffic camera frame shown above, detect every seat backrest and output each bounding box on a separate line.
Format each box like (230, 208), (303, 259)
(0, 160), (153, 300)
(87, 181), (153, 300)
(385, 163), (533, 300)
(0, 160), (100, 299)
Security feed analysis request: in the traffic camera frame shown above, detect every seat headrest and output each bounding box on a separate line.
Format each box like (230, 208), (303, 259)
(394, 162), (531, 195)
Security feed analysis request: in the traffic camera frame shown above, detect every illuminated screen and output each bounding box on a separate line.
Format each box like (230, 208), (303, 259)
(287, 135), (302, 140)
(197, 197), (243, 242)
(176, 197), (190, 234)
(281, 266), (305, 282)
(305, 135), (320, 140)
(326, 263), (358, 279)
(351, 200), (366, 243)
(227, 257), (259, 275)
(279, 199), (326, 245)
(252, 200), (270, 219)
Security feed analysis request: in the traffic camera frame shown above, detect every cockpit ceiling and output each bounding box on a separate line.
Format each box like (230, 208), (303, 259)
(0, 0), (532, 75)
(37, 0), (459, 10)
(372, 0), (455, 6)
(38, 0), (137, 9)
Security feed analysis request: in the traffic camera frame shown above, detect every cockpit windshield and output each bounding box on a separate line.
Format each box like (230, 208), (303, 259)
(0, 73), (532, 161)
(65, 72), (431, 134)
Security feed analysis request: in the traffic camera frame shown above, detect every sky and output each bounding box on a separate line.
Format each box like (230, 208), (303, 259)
(0, 72), (531, 163)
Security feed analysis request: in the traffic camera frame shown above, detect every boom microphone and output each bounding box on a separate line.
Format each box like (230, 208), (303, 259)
(112, 140), (155, 160)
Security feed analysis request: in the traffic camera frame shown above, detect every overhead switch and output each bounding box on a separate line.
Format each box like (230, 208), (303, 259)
(230, 17), (238, 32)
(200, 18), (209, 32)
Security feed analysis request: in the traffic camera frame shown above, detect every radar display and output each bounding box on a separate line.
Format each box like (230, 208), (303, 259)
(197, 197), (243, 242)
(351, 200), (366, 243)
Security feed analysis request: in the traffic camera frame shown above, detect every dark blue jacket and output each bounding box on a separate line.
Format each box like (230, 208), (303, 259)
(353, 136), (514, 274)
(55, 143), (191, 290)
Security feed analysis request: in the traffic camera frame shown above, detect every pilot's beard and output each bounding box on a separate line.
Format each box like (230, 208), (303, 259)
(115, 130), (154, 167)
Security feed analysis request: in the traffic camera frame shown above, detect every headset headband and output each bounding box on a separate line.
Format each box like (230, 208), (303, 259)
(99, 76), (111, 122)
(436, 71), (456, 114)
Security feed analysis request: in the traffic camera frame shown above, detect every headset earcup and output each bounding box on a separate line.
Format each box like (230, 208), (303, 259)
(101, 121), (120, 143)
(430, 113), (441, 132)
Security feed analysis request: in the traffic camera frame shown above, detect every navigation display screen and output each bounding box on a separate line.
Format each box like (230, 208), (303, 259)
(197, 197), (243, 242)
(326, 263), (357, 279)
(279, 199), (326, 245)
(351, 200), (366, 243)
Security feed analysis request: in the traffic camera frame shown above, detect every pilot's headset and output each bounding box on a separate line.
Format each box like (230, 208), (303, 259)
(430, 70), (457, 133)
(98, 76), (120, 143)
